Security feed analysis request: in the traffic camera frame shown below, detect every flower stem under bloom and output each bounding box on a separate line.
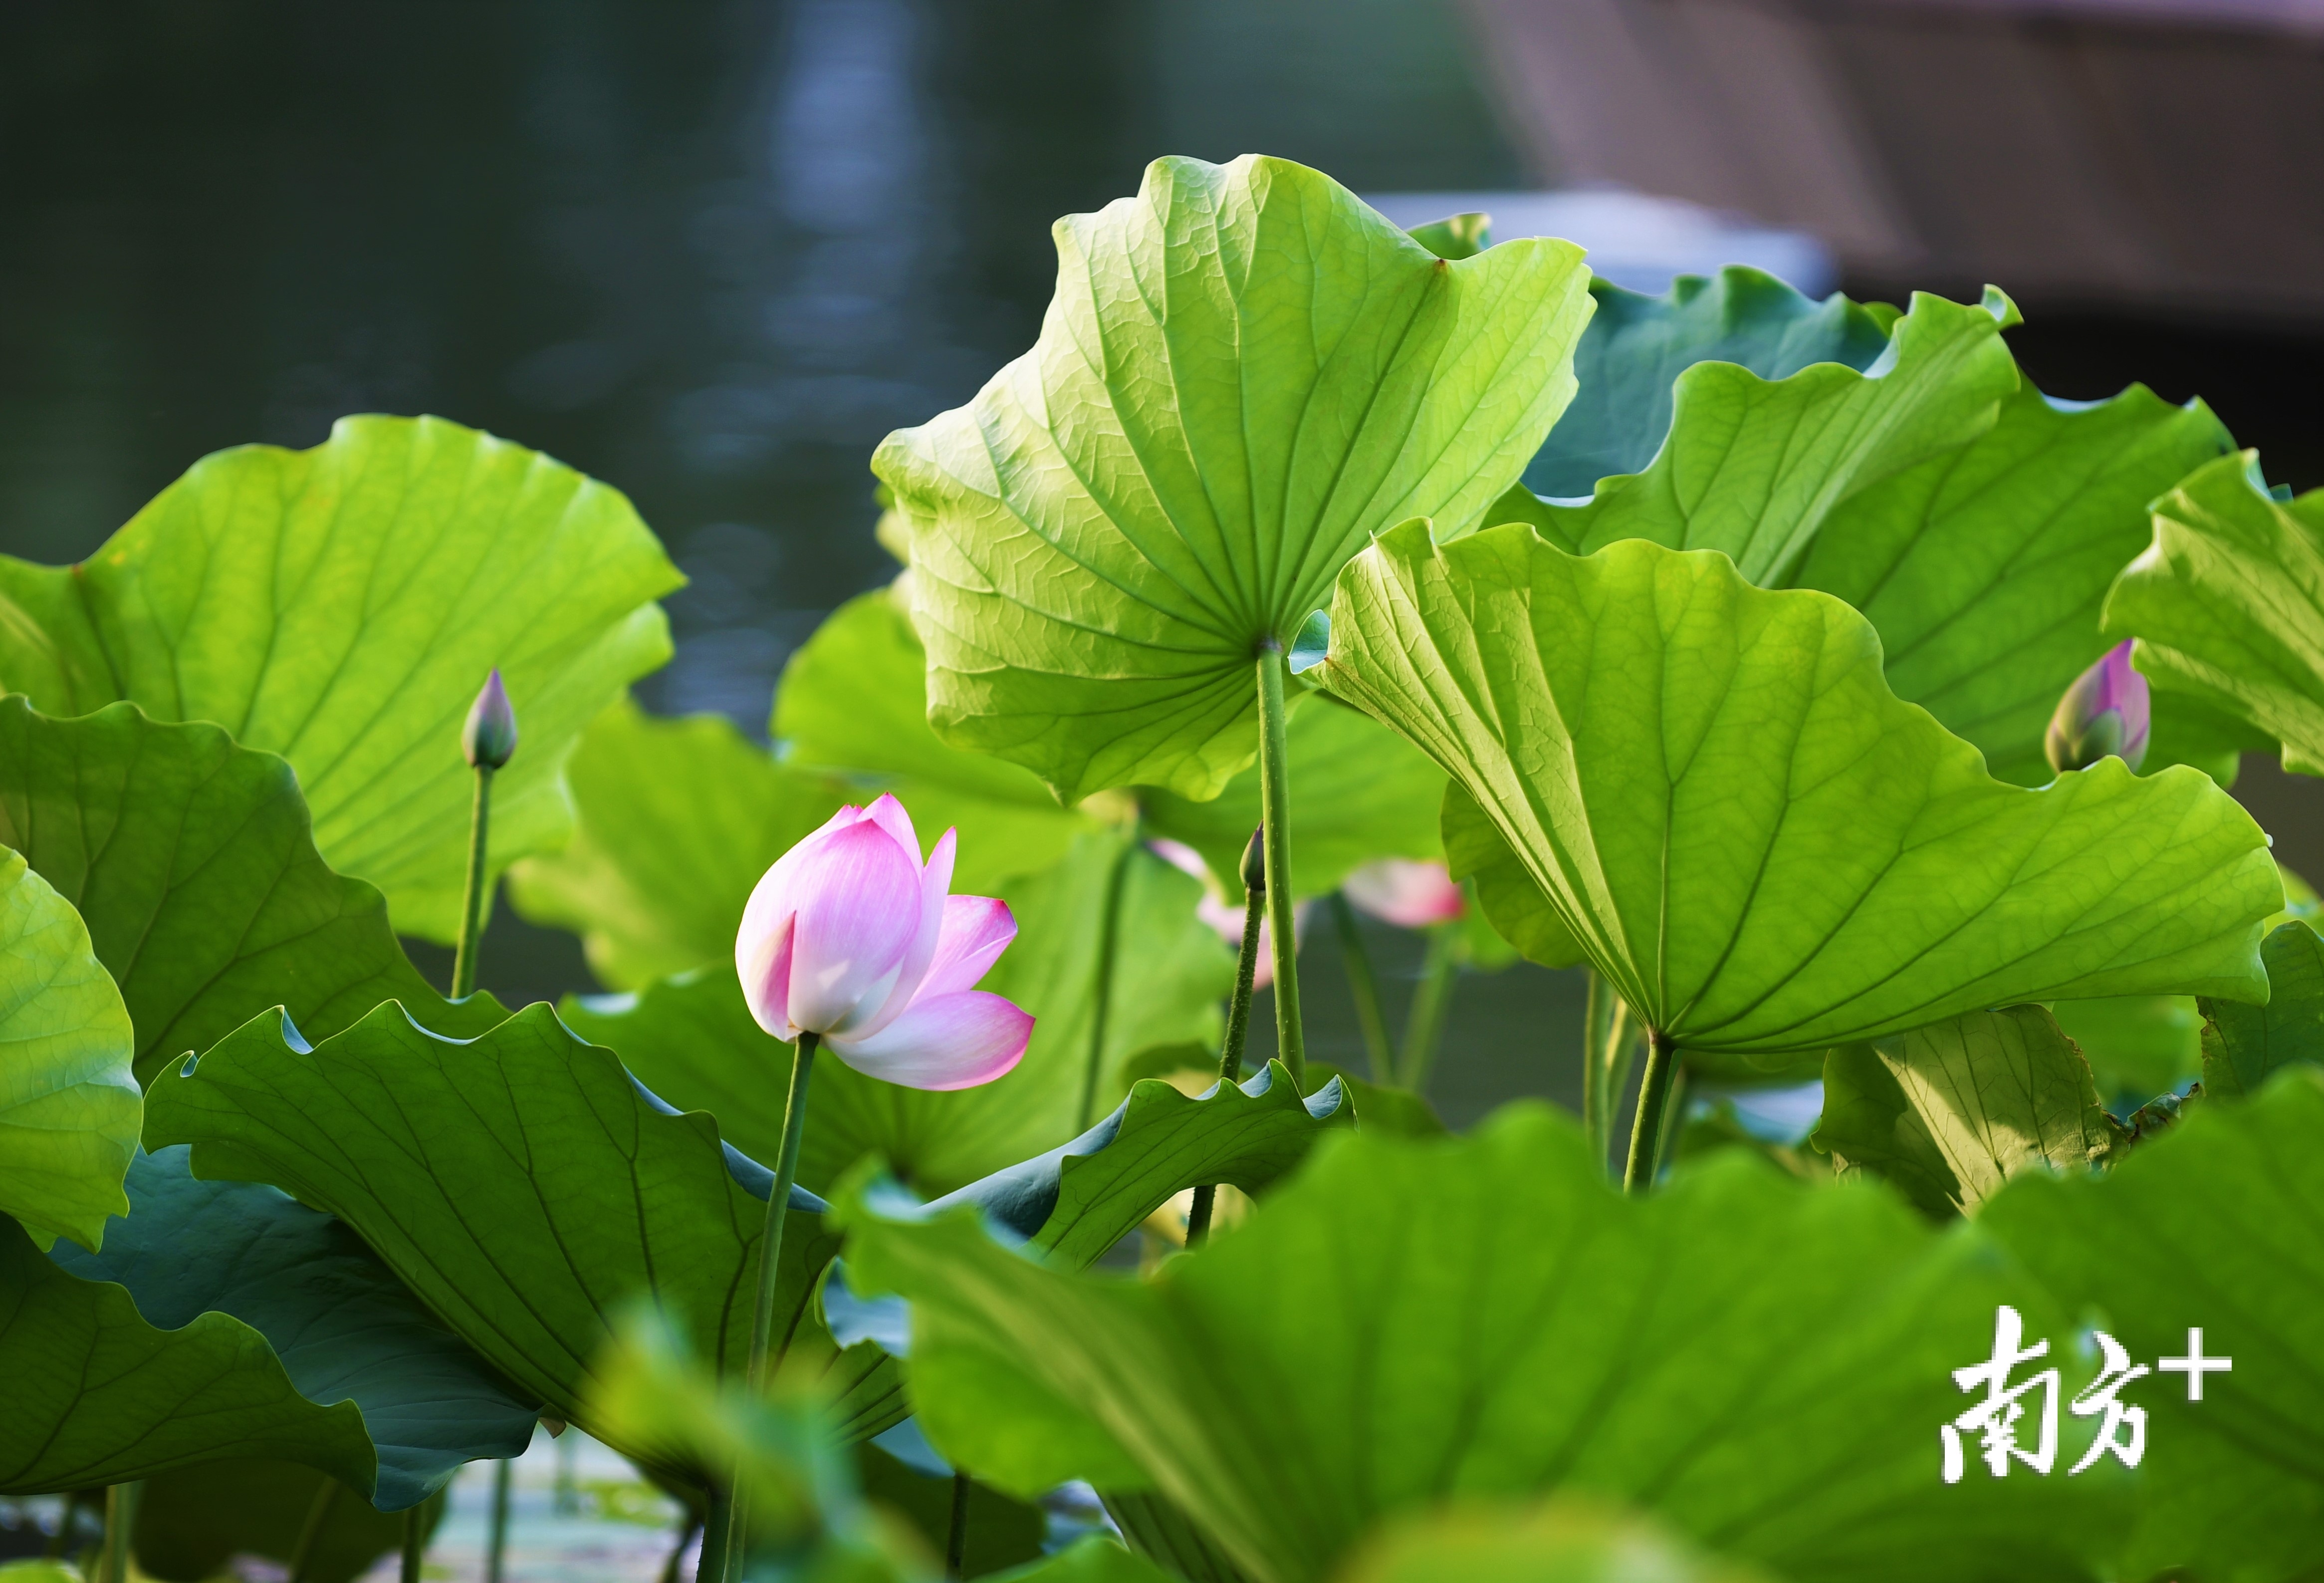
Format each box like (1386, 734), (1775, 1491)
(2046, 640), (2150, 775)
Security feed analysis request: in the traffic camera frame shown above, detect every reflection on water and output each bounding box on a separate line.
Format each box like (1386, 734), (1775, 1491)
(0, 0), (1578, 1121)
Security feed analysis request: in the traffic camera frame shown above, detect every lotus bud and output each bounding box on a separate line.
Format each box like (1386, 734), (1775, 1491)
(1342, 858), (1465, 929)
(1240, 826), (1267, 897)
(735, 793), (1031, 1090)
(2045, 641), (2149, 775)
(462, 669), (519, 769)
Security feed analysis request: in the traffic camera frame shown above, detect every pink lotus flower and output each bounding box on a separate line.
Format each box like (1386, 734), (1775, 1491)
(1341, 858), (1464, 929)
(2046, 640), (2150, 775)
(1148, 837), (1308, 991)
(736, 794), (1031, 1089)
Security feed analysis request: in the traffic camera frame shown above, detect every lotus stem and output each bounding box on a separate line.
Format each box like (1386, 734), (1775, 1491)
(1397, 926), (1460, 1094)
(1624, 1029), (1681, 1195)
(452, 764), (494, 1000)
(946, 1471), (972, 1579)
(1186, 839), (1267, 1248)
(287, 1478), (342, 1583)
(399, 1507), (423, 1583)
(698, 1489), (734, 1583)
(486, 1455), (512, 1583)
(99, 1482), (140, 1583)
(1255, 644), (1305, 1086)
(1076, 838), (1134, 1128)
(1583, 972), (1640, 1176)
(722, 1028), (820, 1581)
(1328, 893), (1393, 1081)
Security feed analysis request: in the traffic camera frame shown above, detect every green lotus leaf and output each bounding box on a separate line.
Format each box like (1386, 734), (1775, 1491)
(141, 1001), (902, 1480)
(2200, 919), (2324, 1098)
(0, 1213), (373, 1497)
(1814, 1006), (2116, 1218)
(1140, 696), (1446, 900)
(0, 847), (136, 1250)
(1098, 1492), (1252, 1583)
(1525, 266), (1897, 500)
(839, 1105), (2110, 1583)
(1487, 288), (2019, 587)
(989, 1536), (1176, 1583)
(0, 415), (683, 940)
(48, 1147), (536, 1507)
(0, 699), (506, 1083)
(2102, 453), (2324, 773)
(1340, 1497), (1777, 1583)
(1438, 782), (1582, 969)
(874, 153), (1595, 802)
(773, 587), (1096, 892)
(1319, 524), (2278, 1057)
(1792, 382), (2233, 785)
(504, 697), (851, 990)
(926, 1061), (1350, 1270)
(1983, 1067), (2324, 1582)
(568, 832), (1233, 1197)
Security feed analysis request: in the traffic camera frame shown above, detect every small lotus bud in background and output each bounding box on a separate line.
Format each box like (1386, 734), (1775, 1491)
(1342, 858), (1464, 929)
(462, 669), (519, 769)
(2045, 641), (2149, 775)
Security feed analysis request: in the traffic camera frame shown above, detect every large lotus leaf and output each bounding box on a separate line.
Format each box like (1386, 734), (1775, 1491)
(0, 700), (505, 1083)
(134, 1461), (442, 1583)
(1139, 696), (1446, 900)
(773, 587), (1097, 892)
(1525, 266), (1897, 500)
(1487, 289), (2019, 588)
(1340, 1498), (1777, 1583)
(0, 1213), (374, 1496)
(1814, 1006), (2115, 1218)
(873, 154), (1594, 803)
(992, 1537), (1175, 1583)
(2200, 919), (2324, 1099)
(504, 697), (851, 990)
(0, 415), (683, 940)
(48, 1147), (535, 1507)
(1792, 382), (2234, 786)
(140, 1001), (902, 1482)
(840, 1104), (2112, 1583)
(0, 847), (136, 1250)
(1983, 1067), (2324, 1582)
(568, 832), (1233, 1197)
(2103, 453), (2324, 774)
(1318, 524), (2277, 1057)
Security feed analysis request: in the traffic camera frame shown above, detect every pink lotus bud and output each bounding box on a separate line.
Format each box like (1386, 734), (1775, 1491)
(1147, 837), (1308, 991)
(2045, 641), (2149, 775)
(462, 669), (519, 769)
(1341, 858), (1464, 929)
(736, 793), (1031, 1090)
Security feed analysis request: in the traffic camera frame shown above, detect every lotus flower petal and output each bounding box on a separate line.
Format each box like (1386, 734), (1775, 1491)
(826, 990), (1034, 1090)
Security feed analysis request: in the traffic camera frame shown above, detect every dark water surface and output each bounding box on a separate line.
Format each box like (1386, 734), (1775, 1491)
(0, 0), (1575, 1124)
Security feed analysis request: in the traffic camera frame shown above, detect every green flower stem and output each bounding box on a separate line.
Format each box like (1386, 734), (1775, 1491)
(1397, 926), (1460, 1094)
(1623, 1030), (1681, 1195)
(451, 764), (494, 1000)
(99, 1482), (140, 1583)
(946, 1471), (972, 1579)
(486, 1455), (512, 1583)
(287, 1478), (342, 1583)
(1186, 877), (1267, 1247)
(1327, 893), (1393, 1082)
(1583, 971), (1640, 1175)
(721, 1028), (820, 1581)
(1255, 645), (1305, 1087)
(1076, 838), (1134, 1128)
(399, 1507), (423, 1583)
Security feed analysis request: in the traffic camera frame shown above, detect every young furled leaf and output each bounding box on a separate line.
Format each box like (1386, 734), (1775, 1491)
(0, 416), (682, 941)
(875, 154), (1593, 802)
(1320, 525), (2278, 1060)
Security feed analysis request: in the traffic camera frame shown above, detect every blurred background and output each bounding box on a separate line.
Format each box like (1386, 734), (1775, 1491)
(3, 0), (2319, 1120)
